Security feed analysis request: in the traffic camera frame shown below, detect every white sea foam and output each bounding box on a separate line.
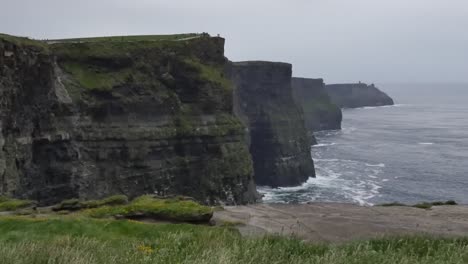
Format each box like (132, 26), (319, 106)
(418, 142), (434, 145)
(359, 106), (379, 110)
(342, 127), (357, 134)
(258, 156), (384, 206)
(365, 163), (386, 168)
(312, 143), (336, 148)
(356, 104), (407, 110)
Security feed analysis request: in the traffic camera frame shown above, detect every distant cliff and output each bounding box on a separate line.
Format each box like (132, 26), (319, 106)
(292, 78), (342, 140)
(326, 83), (394, 108)
(0, 33), (257, 205)
(229, 61), (315, 187)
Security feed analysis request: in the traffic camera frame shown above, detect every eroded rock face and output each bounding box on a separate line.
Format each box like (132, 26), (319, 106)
(0, 34), (257, 205)
(292, 78), (342, 143)
(326, 83), (394, 108)
(229, 61), (315, 187)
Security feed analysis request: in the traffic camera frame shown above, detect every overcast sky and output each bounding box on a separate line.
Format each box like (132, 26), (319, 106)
(1, 0), (467, 83)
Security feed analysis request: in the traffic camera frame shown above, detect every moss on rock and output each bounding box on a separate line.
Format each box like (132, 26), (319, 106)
(85, 195), (213, 223)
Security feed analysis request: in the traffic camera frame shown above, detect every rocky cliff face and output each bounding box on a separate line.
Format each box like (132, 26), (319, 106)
(0, 34), (257, 205)
(229, 61), (315, 187)
(292, 78), (342, 140)
(326, 83), (394, 108)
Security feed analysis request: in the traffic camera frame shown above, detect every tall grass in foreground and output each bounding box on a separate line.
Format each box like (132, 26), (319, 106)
(1, 217), (468, 264)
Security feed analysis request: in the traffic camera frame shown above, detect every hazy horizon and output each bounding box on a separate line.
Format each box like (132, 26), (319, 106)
(1, 0), (467, 84)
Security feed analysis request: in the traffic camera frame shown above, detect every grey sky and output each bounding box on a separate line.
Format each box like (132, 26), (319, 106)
(1, 0), (467, 83)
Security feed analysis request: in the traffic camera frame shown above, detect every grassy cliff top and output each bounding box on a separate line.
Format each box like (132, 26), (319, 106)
(1, 33), (210, 48)
(0, 33), (48, 49)
(47, 33), (204, 44)
(233, 61), (292, 67)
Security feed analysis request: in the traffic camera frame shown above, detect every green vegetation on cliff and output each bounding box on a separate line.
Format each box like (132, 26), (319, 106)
(84, 195), (213, 222)
(0, 32), (256, 206)
(0, 33), (48, 50)
(0, 197), (35, 212)
(0, 216), (467, 263)
(51, 34), (229, 93)
(46, 195), (213, 223)
(49, 33), (200, 43)
(52, 195), (129, 211)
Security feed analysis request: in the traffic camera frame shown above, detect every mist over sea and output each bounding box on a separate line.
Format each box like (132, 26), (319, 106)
(259, 83), (468, 205)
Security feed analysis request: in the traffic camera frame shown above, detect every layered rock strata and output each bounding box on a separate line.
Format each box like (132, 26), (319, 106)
(0, 34), (257, 205)
(229, 61), (315, 187)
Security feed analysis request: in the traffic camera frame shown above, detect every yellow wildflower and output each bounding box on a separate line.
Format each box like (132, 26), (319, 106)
(137, 244), (154, 255)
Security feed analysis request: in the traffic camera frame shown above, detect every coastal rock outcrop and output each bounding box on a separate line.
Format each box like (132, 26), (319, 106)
(325, 83), (394, 108)
(0, 33), (257, 205)
(229, 61), (315, 187)
(292, 78), (342, 142)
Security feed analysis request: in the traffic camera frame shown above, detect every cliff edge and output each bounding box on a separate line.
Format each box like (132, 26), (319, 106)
(229, 61), (315, 187)
(326, 83), (394, 108)
(292, 78), (342, 142)
(0, 33), (257, 205)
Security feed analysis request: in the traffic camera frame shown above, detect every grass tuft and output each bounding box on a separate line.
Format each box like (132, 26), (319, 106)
(53, 195), (129, 211)
(0, 33), (48, 50)
(49, 33), (201, 43)
(85, 195), (213, 223)
(80, 195), (129, 209)
(0, 197), (35, 212)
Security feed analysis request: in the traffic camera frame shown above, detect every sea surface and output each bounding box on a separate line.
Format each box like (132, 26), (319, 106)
(259, 83), (468, 205)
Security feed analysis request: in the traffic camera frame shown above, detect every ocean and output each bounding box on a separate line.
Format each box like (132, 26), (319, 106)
(259, 83), (468, 205)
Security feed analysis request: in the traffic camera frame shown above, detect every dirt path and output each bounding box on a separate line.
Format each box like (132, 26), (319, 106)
(213, 203), (468, 243)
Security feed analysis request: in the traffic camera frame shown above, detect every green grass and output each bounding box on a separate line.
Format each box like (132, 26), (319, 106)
(379, 200), (458, 209)
(53, 195), (129, 211)
(49, 33), (201, 43)
(184, 58), (233, 91)
(60, 61), (131, 91)
(80, 195), (129, 209)
(84, 195), (213, 222)
(0, 197), (35, 212)
(0, 33), (48, 50)
(0, 217), (468, 263)
(51, 37), (226, 93)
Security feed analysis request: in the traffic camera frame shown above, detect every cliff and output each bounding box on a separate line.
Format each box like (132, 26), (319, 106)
(229, 61), (315, 187)
(292, 78), (342, 139)
(0, 33), (257, 205)
(325, 83), (394, 108)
